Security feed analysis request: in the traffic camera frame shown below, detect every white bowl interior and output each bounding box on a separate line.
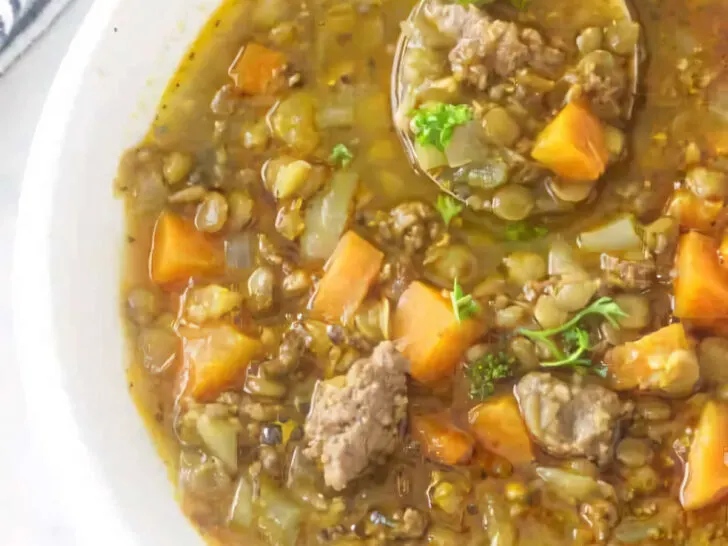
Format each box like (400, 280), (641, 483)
(13, 0), (222, 544)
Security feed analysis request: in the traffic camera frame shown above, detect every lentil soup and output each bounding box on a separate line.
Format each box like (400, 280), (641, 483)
(115, 0), (728, 544)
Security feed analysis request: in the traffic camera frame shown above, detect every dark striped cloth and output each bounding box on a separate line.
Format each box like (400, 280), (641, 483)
(0, 0), (74, 75)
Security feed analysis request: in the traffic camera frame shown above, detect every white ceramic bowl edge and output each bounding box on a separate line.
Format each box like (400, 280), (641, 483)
(12, 0), (221, 544)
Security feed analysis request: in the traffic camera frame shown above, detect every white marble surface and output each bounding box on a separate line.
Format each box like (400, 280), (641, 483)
(0, 0), (93, 543)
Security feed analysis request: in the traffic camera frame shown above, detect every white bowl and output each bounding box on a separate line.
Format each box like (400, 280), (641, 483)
(12, 1), (223, 544)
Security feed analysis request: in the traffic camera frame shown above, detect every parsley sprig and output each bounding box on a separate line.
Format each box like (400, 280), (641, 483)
(451, 278), (480, 322)
(504, 221), (548, 242)
(465, 352), (513, 400)
(329, 143), (354, 167)
(518, 297), (626, 374)
(541, 327), (592, 368)
(436, 194), (464, 226)
(410, 103), (473, 152)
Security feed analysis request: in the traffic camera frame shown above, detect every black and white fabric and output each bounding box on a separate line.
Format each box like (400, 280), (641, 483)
(0, 0), (75, 75)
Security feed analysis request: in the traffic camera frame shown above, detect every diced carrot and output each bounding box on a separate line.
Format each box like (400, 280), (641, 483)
(181, 323), (263, 401)
(228, 43), (286, 95)
(410, 413), (474, 466)
(674, 232), (728, 320)
(149, 211), (224, 285)
(665, 189), (723, 230)
(531, 101), (608, 181)
(681, 400), (728, 510)
(468, 395), (534, 465)
(606, 323), (699, 395)
(310, 231), (384, 323)
(392, 281), (484, 383)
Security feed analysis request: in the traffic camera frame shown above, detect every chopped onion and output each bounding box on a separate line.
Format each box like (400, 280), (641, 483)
(424, 244), (478, 286)
(316, 103), (355, 129)
(225, 232), (254, 270)
(300, 171), (358, 260)
(138, 327), (177, 374)
(536, 467), (613, 503)
(196, 413), (239, 473)
(354, 298), (391, 341)
(445, 121), (489, 168)
(548, 240), (589, 280)
(229, 476), (254, 528)
(456, 159), (509, 189)
(482, 492), (516, 546)
(257, 476), (303, 546)
(578, 215), (643, 253)
(414, 141), (447, 171)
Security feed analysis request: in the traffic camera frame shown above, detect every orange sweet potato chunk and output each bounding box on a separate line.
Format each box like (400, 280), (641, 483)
(531, 101), (608, 181)
(606, 323), (699, 395)
(228, 43), (286, 95)
(310, 231), (384, 324)
(468, 395), (534, 465)
(149, 211), (224, 285)
(410, 413), (474, 466)
(181, 324), (263, 401)
(674, 231), (728, 320)
(392, 281), (484, 383)
(666, 189), (723, 230)
(681, 400), (728, 510)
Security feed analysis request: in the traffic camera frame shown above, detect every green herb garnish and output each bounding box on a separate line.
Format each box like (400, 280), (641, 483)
(541, 327), (592, 369)
(436, 194), (464, 226)
(504, 221), (548, 242)
(411, 103), (473, 152)
(465, 352), (513, 400)
(451, 278), (481, 322)
(518, 297), (627, 374)
(329, 143), (354, 167)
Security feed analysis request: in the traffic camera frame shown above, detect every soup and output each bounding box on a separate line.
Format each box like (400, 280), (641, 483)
(115, 0), (728, 544)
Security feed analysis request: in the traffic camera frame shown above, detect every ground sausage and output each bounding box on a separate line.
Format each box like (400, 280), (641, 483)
(304, 341), (409, 490)
(515, 372), (632, 466)
(425, 3), (565, 90)
(601, 254), (656, 290)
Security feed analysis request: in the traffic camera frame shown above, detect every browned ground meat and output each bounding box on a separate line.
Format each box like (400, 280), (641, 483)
(303, 342), (409, 491)
(566, 51), (629, 119)
(516, 372), (632, 465)
(601, 255), (656, 290)
(425, 3), (565, 90)
(579, 68), (626, 118)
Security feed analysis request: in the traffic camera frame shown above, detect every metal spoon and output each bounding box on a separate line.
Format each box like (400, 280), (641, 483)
(390, 0), (644, 211)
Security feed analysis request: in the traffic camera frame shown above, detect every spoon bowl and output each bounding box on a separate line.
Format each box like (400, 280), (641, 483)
(390, 0), (644, 212)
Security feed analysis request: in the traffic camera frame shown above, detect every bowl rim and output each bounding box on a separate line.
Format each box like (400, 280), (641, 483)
(11, 0), (139, 543)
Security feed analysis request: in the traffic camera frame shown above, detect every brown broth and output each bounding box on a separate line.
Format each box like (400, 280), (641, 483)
(116, 0), (728, 543)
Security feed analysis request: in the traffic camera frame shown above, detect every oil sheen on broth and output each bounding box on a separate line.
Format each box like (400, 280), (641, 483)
(115, 0), (728, 544)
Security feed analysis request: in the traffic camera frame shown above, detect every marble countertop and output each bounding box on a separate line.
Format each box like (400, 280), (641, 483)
(0, 0), (93, 543)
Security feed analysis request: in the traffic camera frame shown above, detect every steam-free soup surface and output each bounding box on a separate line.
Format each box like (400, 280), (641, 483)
(116, 0), (728, 543)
